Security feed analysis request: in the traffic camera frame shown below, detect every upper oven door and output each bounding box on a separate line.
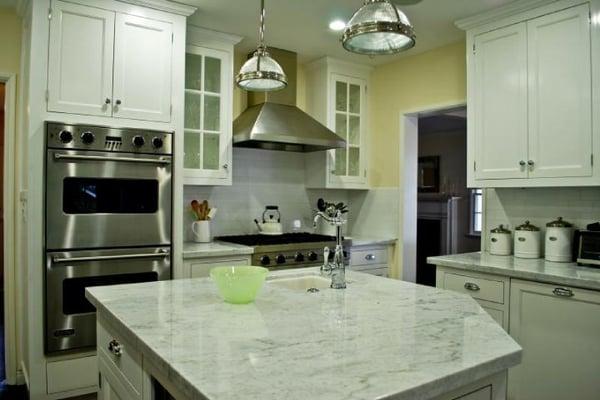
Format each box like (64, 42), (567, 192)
(46, 149), (172, 250)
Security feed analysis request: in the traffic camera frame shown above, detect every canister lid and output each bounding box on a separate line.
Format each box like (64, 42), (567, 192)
(490, 224), (511, 234)
(515, 220), (540, 231)
(546, 216), (572, 228)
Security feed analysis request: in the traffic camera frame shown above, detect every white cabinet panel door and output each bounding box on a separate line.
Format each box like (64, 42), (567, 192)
(508, 279), (600, 400)
(473, 24), (528, 180)
(527, 4), (592, 178)
(113, 14), (173, 122)
(48, 1), (114, 116)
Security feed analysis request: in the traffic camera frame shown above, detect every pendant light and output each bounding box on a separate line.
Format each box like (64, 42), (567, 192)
(236, 0), (287, 92)
(342, 0), (416, 55)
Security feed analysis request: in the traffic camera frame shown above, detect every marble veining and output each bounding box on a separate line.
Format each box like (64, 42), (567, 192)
(86, 269), (521, 400)
(428, 252), (600, 291)
(183, 241), (254, 259)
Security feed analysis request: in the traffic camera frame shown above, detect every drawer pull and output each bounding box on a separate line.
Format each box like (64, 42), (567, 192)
(464, 282), (481, 291)
(365, 254), (376, 261)
(552, 287), (574, 298)
(108, 339), (122, 357)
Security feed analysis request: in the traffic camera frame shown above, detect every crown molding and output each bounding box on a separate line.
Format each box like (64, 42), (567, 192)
(118, 0), (196, 16)
(455, 0), (556, 30)
(187, 25), (243, 45)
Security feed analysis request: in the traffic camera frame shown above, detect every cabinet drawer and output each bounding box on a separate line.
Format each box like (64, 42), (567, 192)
(47, 355), (98, 394)
(444, 273), (505, 304)
(350, 248), (387, 267)
(481, 305), (504, 328)
(97, 320), (142, 395)
(349, 263), (388, 277)
(454, 385), (491, 400)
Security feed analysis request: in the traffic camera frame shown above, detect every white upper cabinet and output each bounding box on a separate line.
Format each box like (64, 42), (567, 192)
(48, 1), (115, 116)
(305, 58), (372, 190)
(527, 4), (592, 179)
(462, 1), (598, 187)
(48, 0), (174, 123)
(113, 14), (173, 122)
(473, 23), (528, 180)
(183, 27), (241, 186)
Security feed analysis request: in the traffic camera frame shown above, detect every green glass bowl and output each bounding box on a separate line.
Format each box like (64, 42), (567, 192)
(210, 266), (269, 304)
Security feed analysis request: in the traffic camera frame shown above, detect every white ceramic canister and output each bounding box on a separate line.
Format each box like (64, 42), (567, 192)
(191, 220), (211, 243)
(514, 220), (541, 259)
(544, 217), (573, 262)
(489, 225), (512, 256)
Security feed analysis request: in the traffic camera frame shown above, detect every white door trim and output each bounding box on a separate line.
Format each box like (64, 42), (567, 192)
(0, 72), (19, 385)
(399, 101), (467, 283)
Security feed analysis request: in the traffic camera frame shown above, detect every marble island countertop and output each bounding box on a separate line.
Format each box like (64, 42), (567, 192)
(428, 252), (600, 291)
(86, 269), (521, 400)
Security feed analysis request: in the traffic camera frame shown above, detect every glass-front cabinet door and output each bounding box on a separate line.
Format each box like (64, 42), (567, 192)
(184, 45), (232, 185)
(329, 73), (367, 186)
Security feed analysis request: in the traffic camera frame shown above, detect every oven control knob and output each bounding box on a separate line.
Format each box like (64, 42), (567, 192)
(132, 135), (145, 147)
(294, 252), (305, 262)
(276, 254), (286, 264)
(80, 131), (94, 144)
(307, 251), (318, 262)
(58, 130), (73, 143)
(152, 137), (164, 149)
(260, 255), (270, 265)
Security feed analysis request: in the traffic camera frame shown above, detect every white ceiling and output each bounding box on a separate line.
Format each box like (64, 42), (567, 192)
(182, 0), (518, 65)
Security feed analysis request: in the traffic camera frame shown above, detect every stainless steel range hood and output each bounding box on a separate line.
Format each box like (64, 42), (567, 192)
(233, 48), (346, 152)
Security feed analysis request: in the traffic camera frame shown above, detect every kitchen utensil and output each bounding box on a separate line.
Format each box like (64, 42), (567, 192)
(210, 266), (268, 304)
(489, 225), (512, 256)
(545, 217), (573, 262)
(191, 220), (211, 243)
(514, 220), (541, 259)
(207, 208), (217, 220)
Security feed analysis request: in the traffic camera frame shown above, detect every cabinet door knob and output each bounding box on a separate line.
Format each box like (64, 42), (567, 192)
(552, 287), (574, 297)
(115, 99), (122, 106)
(104, 98), (111, 104)
(108, 339), (122, 357)
(222, 164), (229, 170)
(365, 254), (375, 261)
(519, 160), (526, 166)
(464, 282), (480, 291)
(527, 160), (535, 166)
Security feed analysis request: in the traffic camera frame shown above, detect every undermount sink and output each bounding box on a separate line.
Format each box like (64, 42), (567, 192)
(268, 273), (331, 291)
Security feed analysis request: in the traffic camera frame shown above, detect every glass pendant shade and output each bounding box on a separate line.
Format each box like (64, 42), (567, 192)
(342, 0), (416, 55)
(236, 47), (287, 91)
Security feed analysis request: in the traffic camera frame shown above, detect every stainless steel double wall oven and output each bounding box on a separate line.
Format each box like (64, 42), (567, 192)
(45, 122), (173, 353)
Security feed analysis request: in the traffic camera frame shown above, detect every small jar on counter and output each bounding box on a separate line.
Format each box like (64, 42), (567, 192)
(489, 225), (512, 256)
(514, 221), (541, 259)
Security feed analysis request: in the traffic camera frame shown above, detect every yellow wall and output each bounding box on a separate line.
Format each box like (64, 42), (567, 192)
(0, 7), (22, 75)
(369, 41), (466, 187)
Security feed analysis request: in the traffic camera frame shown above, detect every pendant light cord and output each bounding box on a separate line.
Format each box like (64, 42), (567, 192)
(259, 0), (265, 48)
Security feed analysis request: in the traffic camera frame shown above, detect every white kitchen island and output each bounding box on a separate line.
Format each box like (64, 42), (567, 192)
(85, 269), (521, 400)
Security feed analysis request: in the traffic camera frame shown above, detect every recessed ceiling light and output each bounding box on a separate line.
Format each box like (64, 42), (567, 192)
(329, 20), (346, 31)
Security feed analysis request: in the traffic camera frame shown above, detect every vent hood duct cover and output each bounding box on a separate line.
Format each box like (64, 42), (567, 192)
(233, 48), (345, 152)
(233, 103), (346, 152)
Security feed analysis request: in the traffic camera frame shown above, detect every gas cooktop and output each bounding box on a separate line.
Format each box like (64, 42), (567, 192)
(215, 233), (349, 269)
(215, 232), (337, 246)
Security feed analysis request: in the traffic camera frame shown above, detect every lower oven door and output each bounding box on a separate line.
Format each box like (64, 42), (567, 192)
(45, 149), (172, 250)
(45, 246), (171, 354)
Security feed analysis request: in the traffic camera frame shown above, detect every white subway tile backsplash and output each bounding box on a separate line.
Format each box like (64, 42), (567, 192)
(483, 187), (600, 251)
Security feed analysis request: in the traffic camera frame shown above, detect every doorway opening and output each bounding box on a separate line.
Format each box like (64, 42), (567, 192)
(401, 105), (481, 285)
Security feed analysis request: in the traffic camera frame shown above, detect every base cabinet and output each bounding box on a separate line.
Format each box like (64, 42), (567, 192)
(183, 255), (251, 278)
(349, 245), (391, 277)
(508, 279), (600, 400)
(436, 266), (600, 400)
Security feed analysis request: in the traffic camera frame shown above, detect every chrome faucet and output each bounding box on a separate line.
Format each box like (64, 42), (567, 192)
(314, 204), (347, 289)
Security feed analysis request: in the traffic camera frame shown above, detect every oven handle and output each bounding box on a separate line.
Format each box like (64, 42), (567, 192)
(52, 249), (170, 264)
(53, 153), (172, 165)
